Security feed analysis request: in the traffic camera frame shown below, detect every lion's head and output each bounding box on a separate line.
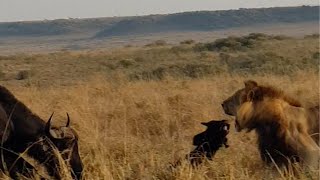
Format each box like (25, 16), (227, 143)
(222, 80), (302, 117)
(222, 80), (258, 116)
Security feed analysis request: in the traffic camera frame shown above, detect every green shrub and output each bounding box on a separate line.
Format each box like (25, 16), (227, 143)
(145, 40), (167, 47)
(0, 56), (9, 60)
(118, 59), (135, 68)
(193, 43), (208, 51)
(180, 39), (195, 45)
(304, 34), (320, 39)
(170, 45), (190, 54)
(0, 70), (5, 80)
(130, 67), (167, 81)
(312, 52), (320, 59)
(16, 70), (30, 80)
(194, 33), (288, 52)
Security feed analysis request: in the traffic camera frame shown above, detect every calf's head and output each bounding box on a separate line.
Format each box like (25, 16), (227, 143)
(45, 113), (83, 179)
(193, 120), (230, 148)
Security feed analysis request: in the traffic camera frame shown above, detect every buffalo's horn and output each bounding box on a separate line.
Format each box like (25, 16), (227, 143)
(45, 112), (54, 133)
(66, 113), (70, 127)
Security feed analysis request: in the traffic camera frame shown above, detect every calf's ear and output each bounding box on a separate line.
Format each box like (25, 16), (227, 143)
(201, 122), (209, 127)
(49, 129), (62, 139)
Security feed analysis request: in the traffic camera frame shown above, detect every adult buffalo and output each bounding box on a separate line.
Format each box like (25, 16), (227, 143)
(0, 85), (83, 179)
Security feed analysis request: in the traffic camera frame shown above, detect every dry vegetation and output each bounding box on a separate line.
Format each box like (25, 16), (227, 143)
(0, 34), (319, 179)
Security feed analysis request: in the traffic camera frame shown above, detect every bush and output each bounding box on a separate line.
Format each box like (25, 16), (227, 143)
(168, 63), (224, 78)
(246, 33), (269, 40)
(145, 40), (167, 47)
(312, 52), (320, 59)
(0, 56), (9, 60)
(124, 44), (133, 48)
(16, 70), (30, 80)
(180, 39), (195, 45)
(118, 59), (135, 68)
(130, 67), (167, 81)
(213, 37), (244, 50)
(193, 43), (209, 51)
(0, 70), (5, 80)
(273, 35), (290, 40)
(304, 34), (320, 39)
(218, 50), (318, 76)
(194, 33), (288, 52)
(170, 45), (190, 54)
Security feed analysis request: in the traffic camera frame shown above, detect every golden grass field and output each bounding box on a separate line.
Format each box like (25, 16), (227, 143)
(0, 34), (319, 179)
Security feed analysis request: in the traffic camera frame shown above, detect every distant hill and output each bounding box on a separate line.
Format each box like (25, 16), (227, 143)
(0, 6), (318, 38)
(95, 6), (319, 38)
(0, 17), (126, 37)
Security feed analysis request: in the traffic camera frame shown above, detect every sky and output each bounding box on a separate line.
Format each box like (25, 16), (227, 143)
(0, 0), (318, 22)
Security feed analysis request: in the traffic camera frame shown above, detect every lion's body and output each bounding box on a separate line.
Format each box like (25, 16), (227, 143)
(306, 105), (319, 144)
(222, 84), (319, 144)
(224, 80), (319, 168)
(237, 98), (319, 167)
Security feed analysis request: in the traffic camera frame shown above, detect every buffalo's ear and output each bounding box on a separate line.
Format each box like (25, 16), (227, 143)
(49, 129), (61, 139)
(244, 80), (258, 90)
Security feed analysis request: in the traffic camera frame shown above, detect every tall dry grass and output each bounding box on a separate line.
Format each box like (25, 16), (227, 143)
(1, 71), (318, 179)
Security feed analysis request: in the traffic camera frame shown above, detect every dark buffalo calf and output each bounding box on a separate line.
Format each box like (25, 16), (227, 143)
(188, 120), (230, 165)
(173, 120), (230, 167)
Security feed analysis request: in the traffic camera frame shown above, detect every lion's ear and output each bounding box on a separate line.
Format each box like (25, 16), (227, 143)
(247, 90), (255, 101)
(244, 80), (258, 90)
(247, 87), (262, 101)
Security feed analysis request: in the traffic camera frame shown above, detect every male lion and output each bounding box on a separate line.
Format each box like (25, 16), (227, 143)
(222, 80), (319, 145)
(233, 81), (319, 168)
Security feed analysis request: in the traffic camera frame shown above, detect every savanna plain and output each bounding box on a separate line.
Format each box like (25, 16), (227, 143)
(0, 33), (319, 179)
